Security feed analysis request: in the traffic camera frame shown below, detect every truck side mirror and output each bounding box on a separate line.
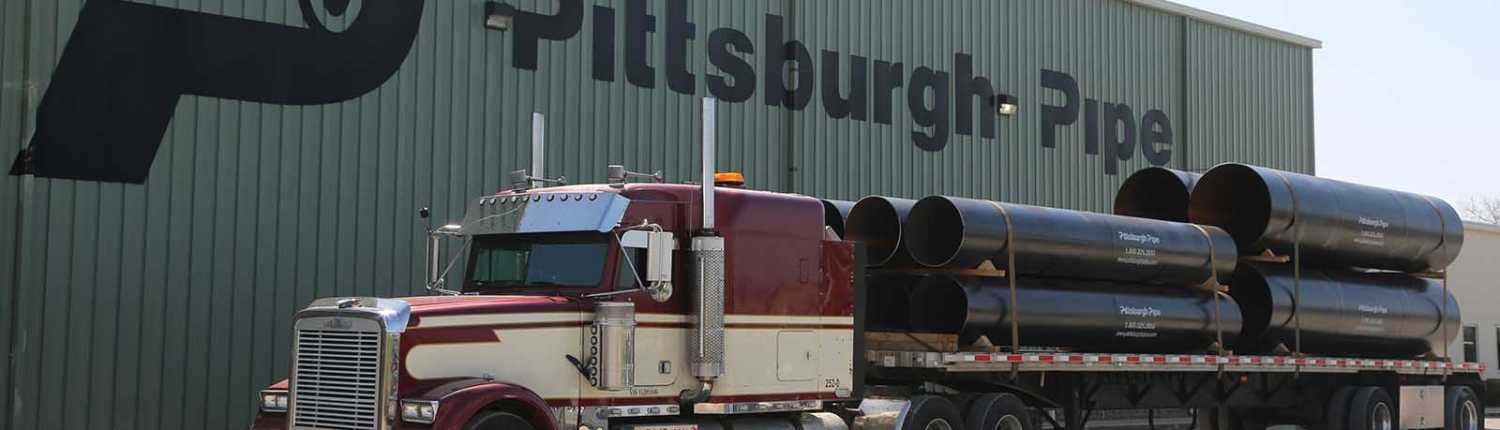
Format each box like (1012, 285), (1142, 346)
(621, 230), (675, 302)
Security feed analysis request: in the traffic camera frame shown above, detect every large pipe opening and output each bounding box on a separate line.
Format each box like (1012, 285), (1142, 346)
(821, 199), (855, 239)
(906, 276), (969, 335)
(1190, 163), (1274, 252)
(904, 197), (968, 267)
(1115, 167), (1197, 222)
(1225, 265), (1274, 352)
(845, 197), (916, 266)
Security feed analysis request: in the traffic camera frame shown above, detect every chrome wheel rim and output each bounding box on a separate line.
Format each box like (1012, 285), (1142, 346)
(1463, 400), (1479, 430)
(926, 418), (954, 430)
(1372, 403), (1392, 430)
(995, 415), (1024, 430)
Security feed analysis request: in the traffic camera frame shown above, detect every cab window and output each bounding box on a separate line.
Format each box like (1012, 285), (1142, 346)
(467, 233), (610, 288)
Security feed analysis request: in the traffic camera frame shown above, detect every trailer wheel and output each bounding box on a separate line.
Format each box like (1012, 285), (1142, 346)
(905, 395), (966, 430)
(463, 411), (535, 430)
(964, 393), (1034, 430)
(1445, 386), (1479, 430)
(1323, 387), (1355, 430)
(1346, 387), (1394, 430)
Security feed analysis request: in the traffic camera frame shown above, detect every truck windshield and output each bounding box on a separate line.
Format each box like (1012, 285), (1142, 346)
(466, 233), (611, 288)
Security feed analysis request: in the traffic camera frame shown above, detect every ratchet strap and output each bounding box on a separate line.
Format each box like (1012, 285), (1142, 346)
(1269, 170), (1305, 375)
(988, 201), (1022, 379)
(1191, 224), (1228, 377)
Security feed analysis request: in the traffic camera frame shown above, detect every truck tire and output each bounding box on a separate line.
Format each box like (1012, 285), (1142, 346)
(964, 393), (1035, 430)
(1323, 387), (1354, 430)
(904, 395), (966, 430)
(1445, 386), (1480, 430)
(1346, 387), (1394, 430)
(464, 411), (536, 430)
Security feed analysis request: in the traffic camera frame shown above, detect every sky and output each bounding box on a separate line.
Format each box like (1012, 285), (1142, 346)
(1173, 0), (1500, 213)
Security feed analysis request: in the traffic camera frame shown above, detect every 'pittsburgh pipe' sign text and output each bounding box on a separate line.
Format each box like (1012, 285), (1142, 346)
(508, 0), (1174, 174)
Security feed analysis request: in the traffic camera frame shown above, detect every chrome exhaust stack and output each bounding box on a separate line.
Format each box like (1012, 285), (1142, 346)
(685, 98), (725, 401)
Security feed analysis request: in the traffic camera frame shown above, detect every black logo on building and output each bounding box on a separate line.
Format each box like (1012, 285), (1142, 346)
(10, 0), (425, 183)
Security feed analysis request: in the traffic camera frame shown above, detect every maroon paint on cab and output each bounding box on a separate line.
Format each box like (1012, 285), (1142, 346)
(255, 183), (859, 429)
(419, 380), (558, 430)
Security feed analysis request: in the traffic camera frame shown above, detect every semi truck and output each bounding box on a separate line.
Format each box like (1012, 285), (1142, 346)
(251, 100), (1483, 430)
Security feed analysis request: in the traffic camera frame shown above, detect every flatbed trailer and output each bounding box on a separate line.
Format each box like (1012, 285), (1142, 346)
(859, 343), (1486, 430)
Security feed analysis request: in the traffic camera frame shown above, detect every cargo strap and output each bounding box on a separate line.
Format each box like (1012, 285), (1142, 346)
(1190, 224), (1228, 377)
(1419, 195), (1453, 372)
(1269, 170), (1305, 375)
(987, 201), (1022, 379)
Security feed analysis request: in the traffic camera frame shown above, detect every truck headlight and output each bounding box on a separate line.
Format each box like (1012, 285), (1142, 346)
(260, 390), (289, 412)
(401, 399), (440, 424)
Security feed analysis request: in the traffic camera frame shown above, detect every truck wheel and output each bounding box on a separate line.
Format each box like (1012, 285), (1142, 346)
(1323, 387), (1354, 430)
(1445, 386), (1480, 430)
(1346, 387), (1394, 430)
(464, 411), (535, 430)
(904, 395), (966, 430)
(964, 393), (1034, 430)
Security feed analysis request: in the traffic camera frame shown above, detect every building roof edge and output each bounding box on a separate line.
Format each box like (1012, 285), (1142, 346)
(1121, 0), (1323, 49)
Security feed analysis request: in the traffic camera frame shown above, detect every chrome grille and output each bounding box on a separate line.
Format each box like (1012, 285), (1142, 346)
(291, 327), (382, 430)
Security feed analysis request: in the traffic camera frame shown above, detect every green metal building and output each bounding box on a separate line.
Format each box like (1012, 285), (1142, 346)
(0, 0), (1318, 428)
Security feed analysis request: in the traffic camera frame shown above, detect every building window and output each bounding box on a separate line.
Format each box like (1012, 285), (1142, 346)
(1463, 326), (1477, 363)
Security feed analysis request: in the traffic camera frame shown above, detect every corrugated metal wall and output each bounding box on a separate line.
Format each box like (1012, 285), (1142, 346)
(0, 1), (1314, 429)
(1184, 19), (1315, 173)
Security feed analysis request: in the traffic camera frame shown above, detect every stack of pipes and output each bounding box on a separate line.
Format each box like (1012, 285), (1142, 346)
(843, 194), (1243, 354)
(831, 162), (1466, 358)
(1118, 164), (1464, 358)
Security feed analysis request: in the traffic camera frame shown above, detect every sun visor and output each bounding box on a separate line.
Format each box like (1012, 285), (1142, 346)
(458, 192), (630, 235)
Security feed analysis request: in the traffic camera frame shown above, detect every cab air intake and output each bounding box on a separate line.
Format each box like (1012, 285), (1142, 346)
(591, 301), (636, 391)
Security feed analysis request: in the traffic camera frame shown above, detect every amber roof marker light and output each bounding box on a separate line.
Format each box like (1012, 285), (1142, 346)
(714, 172), (745, 188)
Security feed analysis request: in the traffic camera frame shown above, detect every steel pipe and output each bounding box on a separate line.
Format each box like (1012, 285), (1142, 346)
(1228, 262), (1461, 357)
(1190, 163), (1465, 272)
(1115, 167), (1201, 222)
(904, 196), (1238, 286)
(865, 275), (920, 331)
(845, 196), (919, 267)
(909, 276), (1242, 353)
(822, 199), (856, 239)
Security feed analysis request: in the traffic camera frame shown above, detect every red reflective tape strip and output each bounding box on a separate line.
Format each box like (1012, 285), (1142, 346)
(973, 355), (992, 362)
(1006, 355), (1023, 362)
(1294, 359), (1307, 365)
(1097, 355), (1113, 363)
(1273, 358), (1287, 365)
(1067, 355), (1083, 362)
(1126, 356), (1141, 363)
(1152, 356), (1167, 363)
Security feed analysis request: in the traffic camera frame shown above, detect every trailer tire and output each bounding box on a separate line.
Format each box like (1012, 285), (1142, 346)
(950, 392), (981, 415)
(464, 411), (535, 430)
(905, 395), (966, 430)
(1323, 387), (1355, 430)
(1445, 386), (1479, 430)
(964, 393), (1034, 430)
(1346, 387), (1393, 430)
